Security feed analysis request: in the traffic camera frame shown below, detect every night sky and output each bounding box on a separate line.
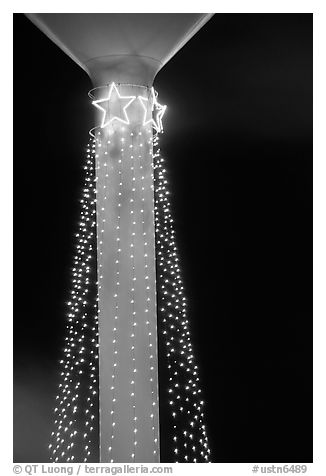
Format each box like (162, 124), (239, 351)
(14, 13), (312, 463)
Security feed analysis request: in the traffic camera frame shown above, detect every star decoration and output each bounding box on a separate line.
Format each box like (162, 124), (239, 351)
(138, 88), (167, 133)
(92, 82), (136, 128)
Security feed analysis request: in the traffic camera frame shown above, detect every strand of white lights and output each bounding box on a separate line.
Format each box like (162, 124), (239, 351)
(96, 129), (116, 463)
(153, 137), (211, 463)
(148, 128), (160, 456)
(61, 139), (95, 461)
(50, 138), (99, 463)
(129, 130), (138, 462)
(108, 128), (122, 463)
(80, 139), (98, 463)
(138, 128), (159, 459)
(70, 139), (97, 462)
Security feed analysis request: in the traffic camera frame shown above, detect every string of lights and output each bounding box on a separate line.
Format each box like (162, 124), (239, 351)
(49, 139), (99, 463)
(139, 132), (160, 459)
(49, 83), (210, 463)
(153, 136), (211, 463)
(92, 84), (161, 462)
(129, 131), (138, 462)
(106, 130), (122, 462)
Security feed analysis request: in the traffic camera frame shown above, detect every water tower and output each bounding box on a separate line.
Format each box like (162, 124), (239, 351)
(26, 13), (213, 463)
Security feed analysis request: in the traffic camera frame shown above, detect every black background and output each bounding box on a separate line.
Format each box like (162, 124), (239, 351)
(14, 13), (312, 462)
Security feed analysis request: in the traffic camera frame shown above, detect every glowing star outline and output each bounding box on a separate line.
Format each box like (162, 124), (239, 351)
(92, 82), (136, 128)
(152, 88), (167, 133)
(138, 88), (167, 133)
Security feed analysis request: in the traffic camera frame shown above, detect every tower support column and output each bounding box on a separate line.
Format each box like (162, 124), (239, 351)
(93, 83), (160, 463)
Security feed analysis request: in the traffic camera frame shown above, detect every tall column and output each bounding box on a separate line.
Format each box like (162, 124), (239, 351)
(92, 83), (162, 462)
